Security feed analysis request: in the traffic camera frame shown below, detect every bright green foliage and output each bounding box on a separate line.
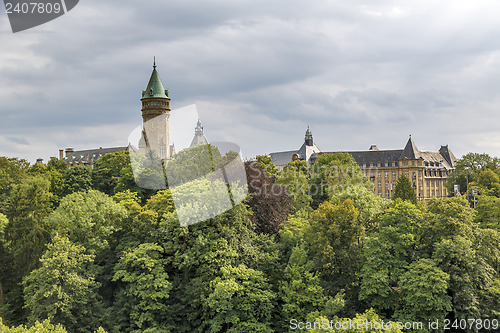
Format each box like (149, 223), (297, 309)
(475, 195), (500, 230)
(309, 152), (371, 208)
(144, 189), (175, 221)
(112, 190), (142, 217)
(277, 160), (312, 213)
(45, 190), (127, 255)
(446, 152), (500, 195)
(395, 258), (452, 324)
(423, 197), (476, 249)
(113, 243), (172, 332)
(61, 166), (92, 196)
(392, 175), (417, 204)
(92, 151), (130, 195)
(165, 144), (224, 185)
(359, 201), (423, 315)
(310, 309), (403, 332)
(256, 155), (278, 181)
(205, 264), (275, 333)
(23, 235), (103, 333)
(279, 243), (326, 331)
(279, 212), (310, 248)
(0, 318), (68, 332)
(47, 158), (68, 174)
(0, 214), (7, 243)
(0, 157), (29, 211)
(474, 170), (500, 197)
(331, 185), (388, 231)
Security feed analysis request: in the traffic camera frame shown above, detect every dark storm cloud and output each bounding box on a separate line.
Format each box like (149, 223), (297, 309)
(1, 0), (500, 162)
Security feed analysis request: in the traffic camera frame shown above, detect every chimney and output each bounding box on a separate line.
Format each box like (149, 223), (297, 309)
(369, 145), (379, 151)
(59, 149), (64, 160)
(65, 148), (74, 157)
(36, 158), (44, 164)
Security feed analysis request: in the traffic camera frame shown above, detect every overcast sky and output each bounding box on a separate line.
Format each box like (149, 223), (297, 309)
(1, 0), (500, 163)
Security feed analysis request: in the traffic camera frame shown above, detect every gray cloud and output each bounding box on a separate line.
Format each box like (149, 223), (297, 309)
(1, 0), (500, 162)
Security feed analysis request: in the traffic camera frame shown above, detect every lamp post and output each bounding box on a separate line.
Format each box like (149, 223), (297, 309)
(464, 167), (470, 201)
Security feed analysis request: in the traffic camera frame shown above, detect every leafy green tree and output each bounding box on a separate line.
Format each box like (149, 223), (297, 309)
(92, 151), (130, 195)
(23, 235), (104, 333)
(204, 264), (275, 333)
(331, 185), (388, 231)
(143, 189), (175, 221)
(0, 318), (69, 332)
(306, 199), (363, 313)
(255, 155), (278, 181)
(395, 258), (452, 325)
(309, 152), (370, 209)
(310, 309), (403, 333)
(47, 158), (68, 174)
(113, 243), (172, 332)
(112, 190), (142, 218)
(45, 190), (127, 254)
(393, 175), (417, 204)
(0, 157), (29, 213)
(277, 160), (312, 213)
(475, 195), (500, 230)
(433, 236), (495, 320)
(4, 176), (53, 277)
(446, 152), (500, 196)
(61, 166), (92, 196)
(279, 243), (326, 331)
(474, 170), (500, 197)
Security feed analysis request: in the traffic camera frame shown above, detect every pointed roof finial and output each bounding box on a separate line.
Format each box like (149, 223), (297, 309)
(153, 56), (157, 70)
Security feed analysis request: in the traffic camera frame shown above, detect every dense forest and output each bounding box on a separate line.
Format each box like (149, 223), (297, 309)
(0, 148), (499, 332)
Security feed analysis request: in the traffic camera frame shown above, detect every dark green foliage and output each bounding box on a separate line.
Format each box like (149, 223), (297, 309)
(1, 149), (500, 332)
(92, 151), (130, 195)
(61, 166), (92, 196)
(393, 175), (417, 204)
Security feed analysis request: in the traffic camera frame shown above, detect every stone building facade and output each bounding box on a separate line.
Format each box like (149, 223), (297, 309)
(269, 130), (456, 201)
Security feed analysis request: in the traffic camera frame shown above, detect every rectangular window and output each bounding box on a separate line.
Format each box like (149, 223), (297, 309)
(385, 190), (390, 197)
(377, 172), (381, 178)
(384, 171), (389, 178)
(378, 181), (382, 188)
(378, 191), (382, 197)
(385, 162), (389, 167)
(385, 181), (389, 188)
(377, 162), (381, 167)
(392, 171), (396, 178)
(412, 161), (415, 166)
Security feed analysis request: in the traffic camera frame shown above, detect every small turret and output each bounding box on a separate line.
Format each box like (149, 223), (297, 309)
(305, 126), (314, 146)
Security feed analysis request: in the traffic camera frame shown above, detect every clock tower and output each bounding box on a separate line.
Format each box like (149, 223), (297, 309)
(139, 58), (172, 161)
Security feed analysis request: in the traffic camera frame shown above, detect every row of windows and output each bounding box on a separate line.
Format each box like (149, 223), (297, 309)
(143, 101), (168, 107)
(377, 189), (448, 198)
(362, 161), (398, 168)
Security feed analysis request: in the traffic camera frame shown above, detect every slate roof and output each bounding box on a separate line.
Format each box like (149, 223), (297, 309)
(63, 147), (128, 164)
(320, 137), (456, 170)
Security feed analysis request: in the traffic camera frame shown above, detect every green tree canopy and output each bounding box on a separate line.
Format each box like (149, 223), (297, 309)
(393, 175), (417, 204)
(23, 235), (103, 333)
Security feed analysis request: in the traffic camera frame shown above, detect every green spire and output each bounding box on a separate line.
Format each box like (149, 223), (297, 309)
(142, 58), (169, 99)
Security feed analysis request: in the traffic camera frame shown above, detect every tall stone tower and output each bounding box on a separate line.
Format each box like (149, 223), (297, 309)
(139, 58), (172, 161)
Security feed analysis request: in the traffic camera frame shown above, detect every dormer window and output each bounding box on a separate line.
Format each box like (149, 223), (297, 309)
(149, 88), (154, 96)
